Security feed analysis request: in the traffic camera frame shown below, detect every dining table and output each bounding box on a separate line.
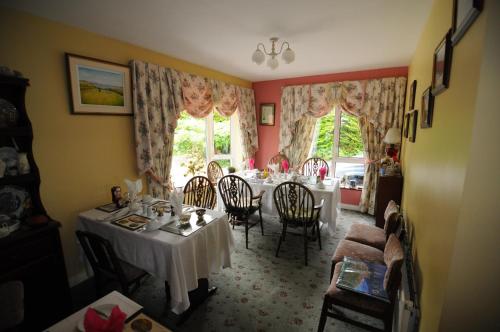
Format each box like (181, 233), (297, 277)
(44, 290), (172, 332)
(216, 172), (341, 236)
(76, 202), (234, 317)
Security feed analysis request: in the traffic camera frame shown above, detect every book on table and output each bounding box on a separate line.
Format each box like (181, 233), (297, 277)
(335, 256), (390, 303)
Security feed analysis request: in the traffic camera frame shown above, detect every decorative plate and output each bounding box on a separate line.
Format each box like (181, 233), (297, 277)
(0, 147), (19, 176)
(0, 98), (18, 128)
(0, 185), (30, 219)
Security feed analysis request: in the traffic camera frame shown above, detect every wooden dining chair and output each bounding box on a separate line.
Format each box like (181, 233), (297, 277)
(268, 153), (289, 173)
(207, 160), (224, 185)
(273, 181), (324, 266)
(76, 231), (150, 297)
(218, 174), (264, 249)
(317, 234), (404, 332)
(183, 175), (216, 209)
(301, 157), (329, 177)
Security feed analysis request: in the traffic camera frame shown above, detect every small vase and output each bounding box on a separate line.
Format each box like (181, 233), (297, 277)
(316, 180), (325, 189)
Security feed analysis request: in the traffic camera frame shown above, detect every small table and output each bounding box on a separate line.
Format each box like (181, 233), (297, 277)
(44, 290), (150, 331)
(76, 206), (234, 317)
(217, 175), (341, 235)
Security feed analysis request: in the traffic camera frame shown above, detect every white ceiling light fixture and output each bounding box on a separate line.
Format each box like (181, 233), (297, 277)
(252, 37), (295, 70)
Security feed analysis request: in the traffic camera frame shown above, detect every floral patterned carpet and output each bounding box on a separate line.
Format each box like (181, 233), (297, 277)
(130, 210), (380, 332)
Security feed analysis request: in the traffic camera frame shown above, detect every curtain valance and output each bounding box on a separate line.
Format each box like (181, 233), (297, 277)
(131, 60), (258, 197)
(279, 76), (407, 215)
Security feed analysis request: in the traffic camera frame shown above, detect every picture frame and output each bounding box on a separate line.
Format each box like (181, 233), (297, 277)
(260, 103), (275, 126)
(421, 87), (434, 128)
(409, 80), (417, 109)
(66, 53), (132, 115)
(432, 30), (453, 96)
(404, 113), (411, 138)
(451, 0), (483, 46)
(409, 111), (418, 143)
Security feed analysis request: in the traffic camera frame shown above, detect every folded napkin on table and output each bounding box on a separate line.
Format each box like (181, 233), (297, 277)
(169, 189), (184, 217)
(83, 305), (126, 332)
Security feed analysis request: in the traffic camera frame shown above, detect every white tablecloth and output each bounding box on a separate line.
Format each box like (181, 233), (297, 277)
(216, 177), (341, 236)
(77, 208), (234, 314)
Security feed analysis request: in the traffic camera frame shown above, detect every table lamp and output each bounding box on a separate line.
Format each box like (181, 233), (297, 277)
(383, 127), (401, 161)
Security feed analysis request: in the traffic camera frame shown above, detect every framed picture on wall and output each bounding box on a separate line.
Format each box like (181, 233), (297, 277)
(421, 87), (434, 128)
(260, 103), (275, 126)
(409, 80), (417, 109)
(66, 53), (132, 115)
(409, 110), (418, 143)
(451, 0), (483, 46)
(431, 30), (453, 96)
(404, 113), (411, 138)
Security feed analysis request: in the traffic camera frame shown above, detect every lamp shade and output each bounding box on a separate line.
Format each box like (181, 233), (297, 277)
(282, 47), (295, 64)
(267, 57), (279, 70)
(383, 127), (401, 144)
(252, 49), (265, 65)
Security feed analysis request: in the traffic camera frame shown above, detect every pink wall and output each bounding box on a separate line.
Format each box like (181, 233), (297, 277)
(252, 66), (408, 168)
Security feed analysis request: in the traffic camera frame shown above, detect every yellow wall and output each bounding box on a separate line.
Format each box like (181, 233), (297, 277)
(0, 7), (251, 284)
(438, 1), (500, 330)
(400, 0), (492, 331)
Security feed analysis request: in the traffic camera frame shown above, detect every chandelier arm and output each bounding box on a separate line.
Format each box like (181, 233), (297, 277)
(276, 41), (290, 55)
(257, 42), (271, 56)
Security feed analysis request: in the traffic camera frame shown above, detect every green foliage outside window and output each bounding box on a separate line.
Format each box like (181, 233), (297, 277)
(213, 112), (231, 155)
(313, 111), (364, 160)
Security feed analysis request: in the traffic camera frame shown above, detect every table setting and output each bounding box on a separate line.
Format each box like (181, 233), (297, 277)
(77, 179), (235, 315)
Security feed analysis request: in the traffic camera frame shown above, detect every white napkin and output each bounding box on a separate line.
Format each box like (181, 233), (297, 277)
(169, 189), (184, 217)
(125, 178), (143, 197)
(268, 163), (279, 174)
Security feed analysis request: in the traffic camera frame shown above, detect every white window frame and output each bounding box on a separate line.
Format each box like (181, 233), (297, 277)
(205, 111), (242, 170)
(331, 107), (365, 177)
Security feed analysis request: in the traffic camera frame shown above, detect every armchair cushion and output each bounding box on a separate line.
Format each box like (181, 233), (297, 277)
(345, 224), (386, 251)
(326, 262), (390, 316)
(331, 240), (384, 266)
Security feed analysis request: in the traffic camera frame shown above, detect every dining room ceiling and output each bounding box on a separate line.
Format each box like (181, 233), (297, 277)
(1, 0), (433, 82)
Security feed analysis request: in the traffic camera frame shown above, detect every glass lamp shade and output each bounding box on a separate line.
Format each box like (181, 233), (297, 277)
(267, 57), (279, 70)
(252, 49), (265, 65)
(383, 127), (401, 144)
(282, 47), (295, 64)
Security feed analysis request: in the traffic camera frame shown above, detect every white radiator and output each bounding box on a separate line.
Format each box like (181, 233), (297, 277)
(392, 258), (420, 332)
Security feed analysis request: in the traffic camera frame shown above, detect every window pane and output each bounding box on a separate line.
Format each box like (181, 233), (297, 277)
(310, 111), (334, 162)
(339, 112), (364, 158)
(214, 112), (231, 155)
(216, 159), (231, 169)
(172, 112), (206, 186)
(335, 162), (365, 189)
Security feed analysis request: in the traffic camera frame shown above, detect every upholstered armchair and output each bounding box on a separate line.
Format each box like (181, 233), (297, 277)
(318, 234), (404, 332)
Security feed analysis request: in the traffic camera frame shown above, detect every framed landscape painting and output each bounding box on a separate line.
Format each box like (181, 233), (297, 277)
(66, 53), (132, 115)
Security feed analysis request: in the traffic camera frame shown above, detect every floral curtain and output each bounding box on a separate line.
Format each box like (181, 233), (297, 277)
(179, 73), (214, 118)
(278, 76), (407, 214)
(356, 77), (406, 214)
(132, 60), (259, 192)
(279, 86), (316, 167)
(131, 60), (182, 198)
(237, 87), (259, 161)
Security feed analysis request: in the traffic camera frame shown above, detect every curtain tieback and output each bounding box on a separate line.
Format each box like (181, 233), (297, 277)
(146, 170), (172, 188)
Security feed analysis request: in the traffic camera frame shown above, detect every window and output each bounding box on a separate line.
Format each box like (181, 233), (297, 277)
(310, 108), (365, 188)
(172, 111), (242, 187)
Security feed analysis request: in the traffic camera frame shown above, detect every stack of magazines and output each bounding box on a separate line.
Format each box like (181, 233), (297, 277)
(336, 257), (389, 302)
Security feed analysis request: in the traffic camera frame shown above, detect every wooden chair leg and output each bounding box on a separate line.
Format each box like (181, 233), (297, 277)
(304, 224), (308, 266)
(317, 221), (322, 250)
(164, 281), (171, 301)
(317, 297), (329, 332)
(245, 218), (249, 249)
(259, 207), (264, 235)
(275, 227), (285, 257)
